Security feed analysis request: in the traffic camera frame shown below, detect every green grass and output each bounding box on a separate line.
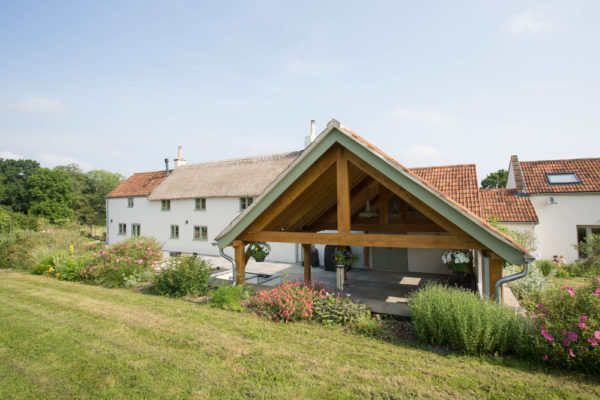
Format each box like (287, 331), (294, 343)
(0, 272), (598, 399)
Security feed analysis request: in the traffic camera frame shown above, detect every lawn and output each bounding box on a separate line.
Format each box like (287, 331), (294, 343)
(0, 272), (598, 399)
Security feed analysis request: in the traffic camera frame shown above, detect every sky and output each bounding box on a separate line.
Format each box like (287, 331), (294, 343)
(1, 0), (599, 182)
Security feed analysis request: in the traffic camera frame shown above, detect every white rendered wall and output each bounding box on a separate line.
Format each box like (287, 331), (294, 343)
(530, 193), (600, 263)
(407, 248), (449, 274)
(106, 196), (297, 263)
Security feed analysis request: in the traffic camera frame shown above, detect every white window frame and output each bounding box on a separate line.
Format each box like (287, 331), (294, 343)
(161, 199), (171, 211)
(127, 197), (134, 208)
(546, 173), (580, 185)
(195, 198), (206, 211)
(131, 223), (141, 236)
(118, 223), (127, 235)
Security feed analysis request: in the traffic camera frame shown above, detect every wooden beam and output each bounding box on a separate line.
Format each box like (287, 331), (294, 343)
(489, 253), (504, 301)
(233, 240), (246, 285)
(302, 244), (311, 282)
(240, 231), (486, 250)
(336, 147), (351, 234)
(246, 148), (337, 232)
(345, 151), (470, 238)
(310, 221), (445, 233)
(379, 185), (388, 224)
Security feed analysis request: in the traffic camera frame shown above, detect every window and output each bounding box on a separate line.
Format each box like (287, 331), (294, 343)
(547, 173), (580, 185)
(118, 223), (127, 235)
(131, 223), (141, 236)
(577, 225), (600, 258)
(161, 199), (171, 211)
(193, 225), (208, 241)
(170, 224), (179, 239)
(240, 197), (253, 210)
(195, 198), (206, 211)
(127, 197), (134, 208)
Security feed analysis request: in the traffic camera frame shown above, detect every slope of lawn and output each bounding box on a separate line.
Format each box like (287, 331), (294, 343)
(0, 271), (598, 400)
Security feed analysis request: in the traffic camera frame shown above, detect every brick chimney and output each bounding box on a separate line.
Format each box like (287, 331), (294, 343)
(510, 155), (526, 193)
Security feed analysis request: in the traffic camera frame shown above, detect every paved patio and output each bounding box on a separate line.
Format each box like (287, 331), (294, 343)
(203, 255), (447, 316)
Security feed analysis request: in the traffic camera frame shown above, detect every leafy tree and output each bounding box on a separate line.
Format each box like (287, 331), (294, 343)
(0, 158), (41, 212)
(26, 168), (74, 222)
(481, 169), (508, 189)
(84, 169), (122, 226)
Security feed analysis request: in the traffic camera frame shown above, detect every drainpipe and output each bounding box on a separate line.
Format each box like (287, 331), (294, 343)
(494, 255), (536, 303)
(213, 242), (236, 285)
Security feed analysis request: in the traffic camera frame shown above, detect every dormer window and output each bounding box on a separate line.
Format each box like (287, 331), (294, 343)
(546, 173), (580, 185)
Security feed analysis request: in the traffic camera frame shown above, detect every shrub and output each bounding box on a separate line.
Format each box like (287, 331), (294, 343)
(82, 237), (162, 288)
(210, 285), (253, 311)
(505, 263), (552, 309)
(153, 255), (211, 297)
(409, 284), (534, 356)
(248, 280), (329, 322)
(536, 259), (555, 277)
(313, 294), (371, 326)
(556, 261), (600, 278)
(531, 277), (600, 373)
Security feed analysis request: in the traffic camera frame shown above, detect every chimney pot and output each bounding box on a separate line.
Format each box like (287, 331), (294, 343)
(174, 146), (186, 168)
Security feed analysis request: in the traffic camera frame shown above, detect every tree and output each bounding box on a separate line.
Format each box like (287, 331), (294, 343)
(481, 169), (508, 189)
(26, 168), (74, 222)
(0, 158), (41, 212)
(84, 169), (123, 226)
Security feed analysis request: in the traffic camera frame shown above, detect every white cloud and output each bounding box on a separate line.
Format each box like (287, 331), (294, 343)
(13, 97), (67, 114)
(393, 109), (458, 125)
(508, 12), (554, 35)
(396, 145), (443, 166)
(0, 151), (25, 160)
(39, 153), (93, 171)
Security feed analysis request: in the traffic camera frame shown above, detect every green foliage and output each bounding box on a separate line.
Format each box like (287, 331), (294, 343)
(313, 294), (372, 326)
(0, 207), (44, 232)
(82, 237), (162, 288)
(532, 278), (600, 373)
(505, 264), (553, 310)
(409, 284), (534, 356)
(0, 158), (41, 212)
(26, 168), (74, 222)
(246, 242), (271, 260)
(556, 261), (600, 278)
(332, 246), (360, 267)
(488, 218), (536, 251)
(536, 259), (555, 277)
(481, 169), (508, 189)
(210, 285), (253, 311)
(153, 255), (211, 297)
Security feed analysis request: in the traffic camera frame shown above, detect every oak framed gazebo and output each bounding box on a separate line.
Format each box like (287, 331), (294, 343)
(215, 120), (529, 301)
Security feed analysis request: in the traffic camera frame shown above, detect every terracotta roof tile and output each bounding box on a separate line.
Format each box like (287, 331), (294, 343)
(106, 170), (167, 198)
(410, 164), (481, 216)
(479, 189), (538, 223)
(520, 158), (600, 194)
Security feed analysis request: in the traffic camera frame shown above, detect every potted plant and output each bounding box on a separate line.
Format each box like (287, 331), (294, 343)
(247, 242), (271, 262)
(332, 246), (359, 270)
(441, 250), (472, 287)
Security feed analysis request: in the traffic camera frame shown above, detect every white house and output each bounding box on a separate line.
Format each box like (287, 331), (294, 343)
(505, 155), (600, 263)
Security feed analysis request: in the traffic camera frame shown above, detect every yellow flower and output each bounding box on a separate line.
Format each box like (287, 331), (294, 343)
(55, 273), (60, 278)
(69, 245), (74, 254)
(48, 267), (54, 272)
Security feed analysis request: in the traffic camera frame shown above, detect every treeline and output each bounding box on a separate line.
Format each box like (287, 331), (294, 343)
(0, 158), (122, 227)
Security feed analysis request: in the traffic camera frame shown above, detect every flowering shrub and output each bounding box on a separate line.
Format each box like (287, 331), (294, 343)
(81, 237), (162, 287)
(153, 255), (211, 297)
(532, 277), (600, 373)
(248, 280), (329, 323)
(409, 284), (534, 356)
(246, 242), (271, 261)
(441, 250), (472, 272)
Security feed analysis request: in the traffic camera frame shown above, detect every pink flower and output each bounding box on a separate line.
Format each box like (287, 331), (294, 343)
(578, 323), (588, 330)
(594, 331), (600, 340)
(568, 331), (578, 341)
(588, 338), (598, 346)
(543, 354), (548, 361)
(541, 330), (554, 342)
(561, 338), (570, 346)
(569, 349), (576, 358)
(580, 315), (588, 323)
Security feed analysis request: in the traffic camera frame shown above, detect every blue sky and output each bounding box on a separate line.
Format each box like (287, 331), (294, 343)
(1, 1), (599, 182)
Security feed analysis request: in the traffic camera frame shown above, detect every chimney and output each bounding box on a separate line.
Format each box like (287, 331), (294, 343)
(304, 120), (316, 148)
(510, 155), (526, 193)
(174, 146), (186, 168)
(164, 158), (170, 176)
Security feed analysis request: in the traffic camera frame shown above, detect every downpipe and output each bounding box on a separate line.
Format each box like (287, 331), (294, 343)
(213, 242), (236, 286)
(494, 255), (536, 303)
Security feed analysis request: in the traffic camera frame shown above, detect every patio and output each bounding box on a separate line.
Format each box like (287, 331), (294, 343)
(204, 255), (446, 316)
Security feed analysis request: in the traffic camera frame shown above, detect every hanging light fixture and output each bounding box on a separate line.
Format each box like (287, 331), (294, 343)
(358, 189), (378, 218)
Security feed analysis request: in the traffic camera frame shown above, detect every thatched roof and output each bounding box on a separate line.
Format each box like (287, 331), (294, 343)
(147, 151), (302, 200)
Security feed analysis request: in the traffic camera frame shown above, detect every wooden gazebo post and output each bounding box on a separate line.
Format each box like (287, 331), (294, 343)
(233, 240), (246, 285)
(302, 243), (311, 282)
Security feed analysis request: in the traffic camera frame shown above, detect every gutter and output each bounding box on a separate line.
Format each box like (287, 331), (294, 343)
(213, 242), (236, 285)
(494, 255), (536, 303)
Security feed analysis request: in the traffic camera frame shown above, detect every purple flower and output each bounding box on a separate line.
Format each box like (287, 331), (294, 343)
(541, 330), (555, 342)
(580, 315), (588, 323)
(562, 330), (568, 336)
(568, 331), (578, 341)
(562, 338), (570, 346)
(588, 338), (599, 347)
(594, 331), (600, 340)
(543, 354), (548, 361)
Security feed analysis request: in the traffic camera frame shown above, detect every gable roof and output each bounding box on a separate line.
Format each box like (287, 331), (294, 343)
(106, 171), (167, 198)
(518, 158), (600, 194)
(411, 164), (481, 216)
(147, 152), (301, 200)
(216, 120), (529, 265)
(479, 189), (538, 223)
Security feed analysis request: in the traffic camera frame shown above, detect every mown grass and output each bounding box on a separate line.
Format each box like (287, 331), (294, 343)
(0, 272), (598, 399)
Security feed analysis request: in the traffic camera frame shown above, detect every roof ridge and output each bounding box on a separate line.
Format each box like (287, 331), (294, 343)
(410, 163), (477, 169)
(521, 157), (600, 164)
(180, 151), (303, 168)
